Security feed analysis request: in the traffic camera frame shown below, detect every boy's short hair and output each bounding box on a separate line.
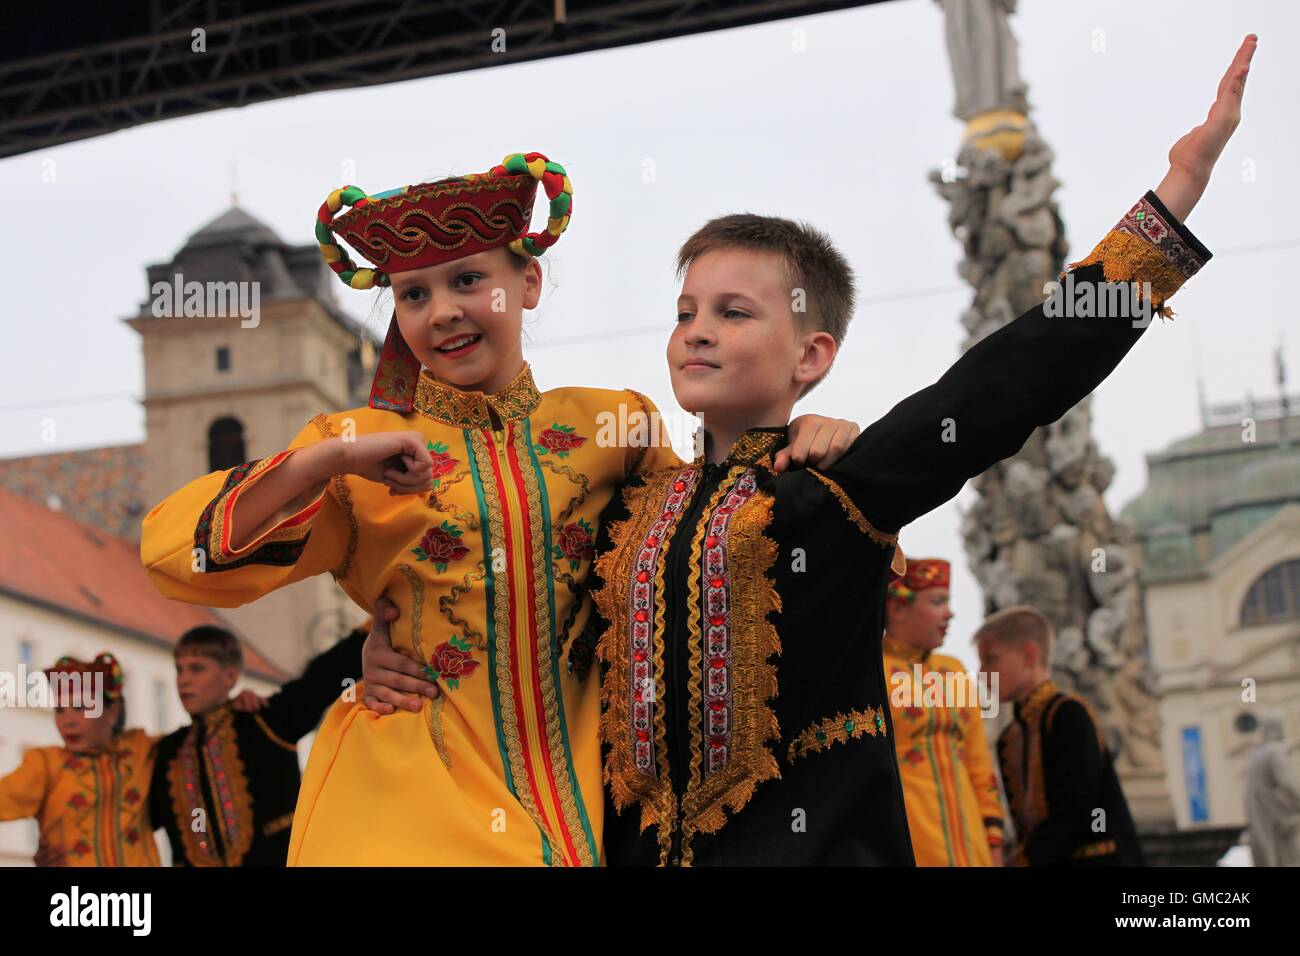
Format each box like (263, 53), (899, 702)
(175, 625), (243, 671)
(973, 605), (1055, 664)
(675, 214), (855, 395)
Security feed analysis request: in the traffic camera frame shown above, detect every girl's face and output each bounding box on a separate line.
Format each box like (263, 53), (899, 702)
(54, 701), (120, 753)
(390, 247), (541, 395)
(888, 588), (954, 652)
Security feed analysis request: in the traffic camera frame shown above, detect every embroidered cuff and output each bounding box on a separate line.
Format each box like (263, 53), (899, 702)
(194, 451), (327, 571)
(1066, 190), (1213, 317)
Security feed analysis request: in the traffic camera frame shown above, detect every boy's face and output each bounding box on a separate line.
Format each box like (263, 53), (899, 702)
(53, 702), (119, 753)
(669, 248), (835, 430)
(175, 653), (240, 716)
(976, 636), (1035, 702)
(391, 247), (540, 395)
(887, 588), (952, 651)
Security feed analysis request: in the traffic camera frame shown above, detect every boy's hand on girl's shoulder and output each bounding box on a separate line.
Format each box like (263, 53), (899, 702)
(230, 689), (269, 712)
(362, 595), (441, 715)
(775, 415), (861, 473)
(337, 431), (435, 496)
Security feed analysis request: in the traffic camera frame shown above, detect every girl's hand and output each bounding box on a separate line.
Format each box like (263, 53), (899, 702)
(362, 595), (440, 715)
(1156, 34), (1256, 221)
(339, 431), (434, 495)
(776, 415), (861, 473)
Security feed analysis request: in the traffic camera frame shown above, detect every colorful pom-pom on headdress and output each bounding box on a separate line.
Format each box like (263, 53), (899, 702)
(44, 652), (125, 706)
(314, 152), (573, 411)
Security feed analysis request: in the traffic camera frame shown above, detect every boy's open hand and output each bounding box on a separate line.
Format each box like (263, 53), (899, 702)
(340, 431), (434, 496)
(776, 415), (861, 473)
(362, 595), (441, 715)
(1156, 34), (1255, 220)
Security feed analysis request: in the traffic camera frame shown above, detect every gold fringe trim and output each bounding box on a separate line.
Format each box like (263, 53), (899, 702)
(807, 469), (906, 575)
(786, 706), (888, 763)
(681, 480), (783, 862)
(1066, 229), (1187, 320)
(252, 714), (298, 754)
(593, 465), (693, 840)
(1073, 839), (1117, 859)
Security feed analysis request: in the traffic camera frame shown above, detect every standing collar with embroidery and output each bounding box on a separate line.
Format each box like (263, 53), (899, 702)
(412, 362), (542, 429)
(694, 426), (788, 468)
(1015, 679), (1059, 721)
(195, 703), (234, 731)
(883, 634), (931, 664)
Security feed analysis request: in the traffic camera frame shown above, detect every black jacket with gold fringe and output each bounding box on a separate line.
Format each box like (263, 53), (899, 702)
(587, 191), (1209, 866)
(997, 680), (1145, 866)
(149, 628), (364, 866)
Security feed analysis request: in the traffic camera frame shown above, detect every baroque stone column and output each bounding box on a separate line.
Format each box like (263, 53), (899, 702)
(930, 0), (1174, 826)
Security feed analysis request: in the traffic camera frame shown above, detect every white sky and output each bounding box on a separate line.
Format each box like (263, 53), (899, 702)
(0, 0), (1295, 671)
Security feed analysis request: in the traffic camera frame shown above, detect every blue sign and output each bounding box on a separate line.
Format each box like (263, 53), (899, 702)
(1181, 726), (1209, 823)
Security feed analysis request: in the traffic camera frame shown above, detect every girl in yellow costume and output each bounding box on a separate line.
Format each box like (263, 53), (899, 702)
(0, 654), (158, 867)
(141, 153), (848, 866)
(883, 559), (1005, 866)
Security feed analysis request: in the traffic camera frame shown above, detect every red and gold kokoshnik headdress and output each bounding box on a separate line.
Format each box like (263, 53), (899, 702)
(44, 653), (125, 705)
(887, 558), (950, 603)
(314, 151), (574, 412)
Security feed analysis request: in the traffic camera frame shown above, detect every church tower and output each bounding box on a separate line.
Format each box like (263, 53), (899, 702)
(126, 205), (376, 670)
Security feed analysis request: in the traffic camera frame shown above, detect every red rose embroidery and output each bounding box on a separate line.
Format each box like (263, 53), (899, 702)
(71, 839), (92, 856)
(903, 706), (925, 719)
(555, 519), (595, 570)
(425, 440), (458, 485)
(426, 636), (479, 690)
(904, 749), (926, 765)
(413, 521), (469, 571)
(123, 787), (141, 805)
(535, 424), (586, 459)
(67, 793), (88, 810)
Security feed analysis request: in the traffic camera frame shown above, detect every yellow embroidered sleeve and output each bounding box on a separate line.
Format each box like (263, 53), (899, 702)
(0, 748), (50, 821)
(623, 389), (685, 478)
(140, 418), (352, 608)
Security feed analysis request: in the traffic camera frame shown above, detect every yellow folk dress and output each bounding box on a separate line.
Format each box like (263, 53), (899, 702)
(141, 364), (679, 865)
(0, 728), (160, 866)
(883, 636), (1004, 866)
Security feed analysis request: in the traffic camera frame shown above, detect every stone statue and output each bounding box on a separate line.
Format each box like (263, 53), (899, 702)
(1245, 719), (1300, 867)
(933, 0), (1175, 823)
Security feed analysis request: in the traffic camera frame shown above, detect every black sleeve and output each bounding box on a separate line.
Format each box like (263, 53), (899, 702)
(148, 748), (168, 832)
(825, 190), (1211, 534)
(574, 480), (631, 681)
(258, 627), (366, 743)
(1025, 700), (1106, 867)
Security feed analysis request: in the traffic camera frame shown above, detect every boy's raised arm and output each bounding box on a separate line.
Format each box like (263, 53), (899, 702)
(825, 36), (1253, 536)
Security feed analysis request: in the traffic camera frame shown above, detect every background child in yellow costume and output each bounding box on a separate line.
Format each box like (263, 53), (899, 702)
(884, 558), (1004, 866)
